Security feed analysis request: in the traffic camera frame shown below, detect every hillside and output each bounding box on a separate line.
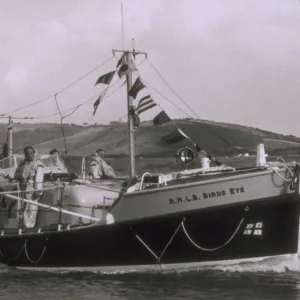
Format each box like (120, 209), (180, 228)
(1, 119), (300, 158)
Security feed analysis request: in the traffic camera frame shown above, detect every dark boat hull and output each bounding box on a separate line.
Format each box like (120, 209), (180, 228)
(0, 194), (299, 270)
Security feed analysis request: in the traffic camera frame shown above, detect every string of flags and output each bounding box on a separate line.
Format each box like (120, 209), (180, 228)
(118, 55), (137, 78)
(93, 54), (222, 166)
(93, 54), (172, 126)
(128, 77), (146, 99)
(135, 95), (157, 114)
(94, 71), (116, 86)
(93, 93), (105, 116)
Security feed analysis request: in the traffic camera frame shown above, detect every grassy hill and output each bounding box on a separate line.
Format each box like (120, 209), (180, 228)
(1, 119), (300, 158)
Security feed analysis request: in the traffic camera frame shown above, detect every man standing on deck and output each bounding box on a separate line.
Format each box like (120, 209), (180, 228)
(88, 148), (116, 179)
(1, 146), (44, 227)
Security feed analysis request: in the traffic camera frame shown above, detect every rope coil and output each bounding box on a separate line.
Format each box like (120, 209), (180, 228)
(271, 165), (294, 183)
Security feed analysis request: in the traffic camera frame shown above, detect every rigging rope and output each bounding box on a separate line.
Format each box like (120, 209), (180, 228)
(132, 216), (243, 268)
(0, 56), (115, 117)
(146, 59), (198, 119)
(131, 220), (183, 267)
(53, 78), (126, 172)
(138, 76), (224, 166)
(145, 59), (256, 162)
(54, 94), (68, 156)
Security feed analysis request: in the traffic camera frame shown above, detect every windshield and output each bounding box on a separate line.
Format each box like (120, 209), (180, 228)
(0, 154), (86, 177)
(60, 155), (85, 176)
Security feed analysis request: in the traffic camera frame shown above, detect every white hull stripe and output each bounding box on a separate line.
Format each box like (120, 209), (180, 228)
(16, 253), (298, 273)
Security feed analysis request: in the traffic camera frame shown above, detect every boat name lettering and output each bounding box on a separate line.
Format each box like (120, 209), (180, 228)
(229, 187), (245, 194)
(168, 186), (245, 204)
(168, 194), (200, 205)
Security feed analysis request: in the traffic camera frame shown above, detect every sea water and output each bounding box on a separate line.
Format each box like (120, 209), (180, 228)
(1, 255), (300, 300)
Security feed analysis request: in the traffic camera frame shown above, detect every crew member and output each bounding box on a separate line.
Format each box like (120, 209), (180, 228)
(1, 146), (44, 227)
(88, 148), (116, 179)
(195, 144), (222, 167)
(195, 144), (207, 161)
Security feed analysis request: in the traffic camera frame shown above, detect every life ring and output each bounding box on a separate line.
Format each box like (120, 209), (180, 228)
(176, 147), (195, 165)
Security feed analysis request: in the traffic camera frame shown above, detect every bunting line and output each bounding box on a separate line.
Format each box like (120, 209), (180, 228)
(118, 56), (137, 78)
(129, 77), (145, 99)
(153, 110), (172, 126)
(92, 56), (222, 167)
(95, 71), (116, 86)
(93, 92), (105, 116)
(136, 95), (157, 115)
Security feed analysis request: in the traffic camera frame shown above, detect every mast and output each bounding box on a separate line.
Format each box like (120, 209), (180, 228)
(125, 51), (135, 178)
(8, 115), (13, 167)
(112, 48), (147, 178)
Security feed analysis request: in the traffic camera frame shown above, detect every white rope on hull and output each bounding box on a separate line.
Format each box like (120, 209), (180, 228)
(181, 217), (244, 251)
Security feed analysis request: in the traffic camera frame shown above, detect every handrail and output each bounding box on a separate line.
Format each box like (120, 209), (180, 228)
(0, 187), (56, 196)
(139, 172), (152, 190)
(3, 193), (100, 222)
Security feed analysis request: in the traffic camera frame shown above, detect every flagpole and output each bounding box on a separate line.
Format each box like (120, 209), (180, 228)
(121, 2), (125, 50)
(8, 115), (13, 167)
(125, 51), (136, 178)
(113, 48), (147, 178)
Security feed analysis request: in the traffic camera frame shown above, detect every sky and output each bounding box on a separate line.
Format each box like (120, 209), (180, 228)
(1, 0), (300, 135)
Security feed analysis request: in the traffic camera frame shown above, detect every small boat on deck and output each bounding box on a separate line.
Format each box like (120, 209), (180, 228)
(0, 47), (300, 272)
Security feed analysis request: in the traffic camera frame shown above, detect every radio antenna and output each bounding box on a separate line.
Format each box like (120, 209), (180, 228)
(121, 2), (125, 49)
